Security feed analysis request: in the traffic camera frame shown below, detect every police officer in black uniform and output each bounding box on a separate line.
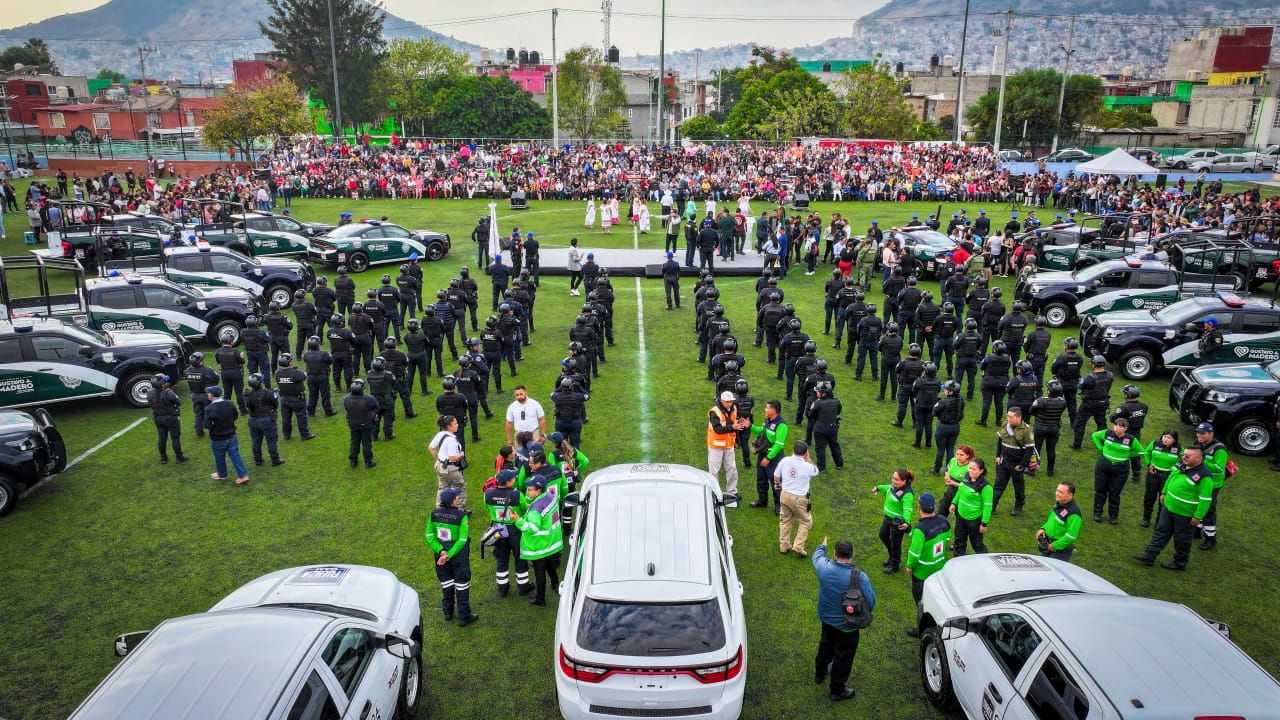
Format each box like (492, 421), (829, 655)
(422, 306), (447, 376)
(452, 357), (482, 442)
(365, 288), (388, 345)
(381, 336), (417, 421)
(779, 319), (811, 400)
(148, 373), (187, 464)
(473, 216), (491, 269)
(447, 280), (469, 345)
(965, 277), (990, 328)
(877, 322), (904, 402)
(568, 313), (598, 379)
(479, 317), (506, 393)
(852, 304), (882, 377)
(464, 337), (495, 420)
(344, 378), (379, 468)
(943, 269), (971, 323)
(1051, 338), (1085, 425)
(897, 277), (924, 345)
(715, 360), (743, 398)
(487, 254), (512, 311)
(275, 354), (314, 441)
(264, 302), (293, 369)
(242, 315), (271, 389)
(806, 382), (843, 471)
(245, 372), (284, 467)
(367, 356), (397, 440)
(327, 314), (355, 393)
(550, 377), (589, 449)
(662, 252), (681, 309)
(378, 274), (403, 336)
(1031, 380), (1068, 477)
(931, 380), (964, 475)
(185, 352), (219, 438)
(1006, 360), (1041, 420)
(916, 291), (941, 359)
(797, 356), (833, 433)
(882, 267), (906, 323)
(832, 281), (862, 349)
(979, 287), (1005, 352)
(396, 264), (420, 321)
(436, 377), (471, 449)
(710, 338), (746, 382)
(348, 302), (375, 376)
(978, 340), (1012, 426)
(433, 290), (460, 360)
(822, 269), (842, 334)
(405, 319), (433, 395)
(335, 265), (356, 315)
(912, 362), (942, 448)
(893, 343), (925, 427)
(302, 336), (336, 416)
(1071, 355), (1114, 449)
(733, 378), (756, 468)
(999, 301), (1030, 363)
(1024, 316), (1052, 380)
(312, 276), (337, 336)
(758, 292), (785, 362)
(933, 302), (959, 376)
(955, 318), (982, 400)
(459, 267), (480, 330)
(215, 335), (247, 413)
(1111, 385), (1149, 483)
(291, 289), (318, 357)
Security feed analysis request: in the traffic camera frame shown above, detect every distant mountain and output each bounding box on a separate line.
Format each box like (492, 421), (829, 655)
(862, 0), (1280, 19)
(0, 0), (477, 80)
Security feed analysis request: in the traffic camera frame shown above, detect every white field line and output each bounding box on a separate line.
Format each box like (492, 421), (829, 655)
(23, 416), (147, 499)
(634, 276), (650, 460)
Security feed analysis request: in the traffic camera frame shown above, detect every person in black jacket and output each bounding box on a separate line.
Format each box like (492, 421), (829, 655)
(312, 276), (337, 336)
(381, 336), (417, 420)
(215, 335), (247, 414)
(348, 302), (375, 376)
(242, 316), (271, 389)
(264, 302), (293, 369)
(396, 265), (420, 322)
(334, 265), (357, 315)
(184, 352), (219, 439)
(436, 377), (471, 449)
(147, 373), (188, 464)
(302, 336), (336, 417)
(459, 266), (480, 330)
(931, 380), (965, 474)
(487, 254), (511, 310)
(245, 373), (284, 467)
(379, 274), (402, 337)
(405, 319), (433, 395)
(806, 382), (843, 471)
(344, 378), (379, 469)
(274, 354), (314, 441)
(327, 314), (355, 393)
(204, 386), (250, 484)
(291, 289), (318, 357)
(662, 252), (681, 309)
(550, 377), (589, 449)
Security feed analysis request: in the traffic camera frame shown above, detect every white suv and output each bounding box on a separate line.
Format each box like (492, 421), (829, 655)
(555, 463), (747, 720)
(69, 565), (423, 720)
(915, 554), (1280, 719)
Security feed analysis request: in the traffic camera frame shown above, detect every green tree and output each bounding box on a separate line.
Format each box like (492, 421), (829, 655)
(834, 61), (919, 140)
(913, 120), (947, 141)
(95, 68), (127, 84)
(373, 37), (469, 128)
(1091, 106), (1158, 129)
(427, 75), (550, 138)
(713, 46), (801, 118)
(965, 69), (1103, 146)
(203, 78), (311, 161)
(0, 39), (56, 72)
(722, 68), (837, 139)
(679, 115), (723, 141)
(557, 46), (628, 140)
(260, 0), (387, 129)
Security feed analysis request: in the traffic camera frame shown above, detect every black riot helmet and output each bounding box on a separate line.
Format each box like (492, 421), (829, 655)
(725, 360), (740, 373)
(991, 288), (1003, 299)
(1035, 315), (1047, 327)
(485, 316), (497, 328)
(887, 322), (900, 334)
(189, 351), (204, 365)
(788, 318), (802, 331)
(277, 353), (293, 367)
(992, 340), (1008, 354)
(724, 338), (738, 353)
(1064, 338), (1079, 350)
(1017, 360), (1034, 374)
(367, 289), (378, 299)
(815, 358), (829, 371)
(380, 273), (391, 284)
(351, 302), (364, 313)
(924, 362), (938, 375)
(944, 379), (960, 393)
(294, 289), (306, 300)
(735, 378), (749, 394)
(559, 377), (575, 391)
(306, 335), (320, 350)
(383, 337), (398, 349)
(908, 343), (923, 358)
(246, 315), (260, 327)
(269, 301), (282, 311)
(1048, 379), (1064, 396)
(922, 290), (934, 302)
(150, 373), (167, 389)
(441, 376), (456, 391)
(348, 378), (366, 394)
(1123, 384), (1140, 399)
(1012, 301), (1027, 312)
(1092, 354), (1107, 367)
(407, 318), (421, 331)
(942, 302), (955, 314)
(865, 303), (877, 314)
(804, 340), (817, 354)
(965, 317), (978, 330)
(370, 357), (385, 371)
(248, 373), (265, 389)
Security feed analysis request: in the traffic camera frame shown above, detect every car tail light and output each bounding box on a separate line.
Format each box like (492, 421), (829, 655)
(559, 646), (610, 683)
(1271, 260), (1280, 273)
(690, 645), (743, 683)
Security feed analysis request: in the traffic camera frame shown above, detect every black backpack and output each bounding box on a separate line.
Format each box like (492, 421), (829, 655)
(841, 567), (874, 629)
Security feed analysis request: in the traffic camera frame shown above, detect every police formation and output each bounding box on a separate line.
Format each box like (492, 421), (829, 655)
(701, 208), (1233, 584)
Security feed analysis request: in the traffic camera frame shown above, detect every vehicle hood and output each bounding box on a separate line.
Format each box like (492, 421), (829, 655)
(209, 564), (406, 625)
(937, 554), (1126, 613)
(105, 329), (181, 348)
(1024, 271), (1077, 287)
(1096, 309), (1159, 327)
(1190, 362), (1280, 390)
(0, 411), (36, 439)
(253, 256), (305, 270)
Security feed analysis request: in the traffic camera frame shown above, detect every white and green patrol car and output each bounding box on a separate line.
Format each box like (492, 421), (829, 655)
(310, 221), (451, 272)
(0, 318), (188, 408)
(161, 246), (315, 308)
(180, 200), (311, 258)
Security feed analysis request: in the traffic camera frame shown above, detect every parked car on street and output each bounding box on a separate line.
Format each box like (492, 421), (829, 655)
(1171, 361), (1280, 455)
(1189, 153), (1266, 173)
(0, 407), (65, 516)
(1037, 148), (1094, 163)
(1163, 148), (1220, 169)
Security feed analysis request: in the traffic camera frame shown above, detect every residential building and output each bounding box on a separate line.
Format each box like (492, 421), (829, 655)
(232, 52), (287, 88)
(33, 94), (221, 141)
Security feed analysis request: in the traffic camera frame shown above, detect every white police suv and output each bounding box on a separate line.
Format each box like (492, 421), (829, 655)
(554, 463), (746, 720)
(69, 565), (423, 720)
(915, 553), (1280, 719)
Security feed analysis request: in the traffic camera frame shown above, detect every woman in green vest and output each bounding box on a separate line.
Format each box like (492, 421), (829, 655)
(1141, 430), (1181, 528)
(950, 458), (993, 555)
(514, 477), (563, 607)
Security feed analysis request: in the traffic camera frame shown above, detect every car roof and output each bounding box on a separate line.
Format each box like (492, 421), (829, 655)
(209, 565), (406, 624)
(69, 608), (329, 720)
(583, 465), (717, 602)
(0, 317), (75, 334)
(1027, 594), (1280, 716)
(938, 554), (1126, 606)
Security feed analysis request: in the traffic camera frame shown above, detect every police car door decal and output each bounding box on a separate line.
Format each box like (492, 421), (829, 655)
(1075, 286), (1176, 315)
(170, 270), (262, 293)
(0, 361), (117, 405)
(89, 304), (209, 336)
(1162, 329), (1280, 367)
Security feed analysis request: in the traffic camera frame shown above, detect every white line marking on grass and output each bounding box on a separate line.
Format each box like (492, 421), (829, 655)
(66, 417), (147, 470)
(634, 276), (650, 460)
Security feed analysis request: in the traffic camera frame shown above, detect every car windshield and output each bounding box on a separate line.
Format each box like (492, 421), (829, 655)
(577, 598), (726, 656)
(1267, 360), (1280, 379)
(327, 225), (367, 239)
(159, 279), (201, 297)
(909, 231), (953, 247)
(62, 324), (110, 346)
(1154, 300), (1208, 325)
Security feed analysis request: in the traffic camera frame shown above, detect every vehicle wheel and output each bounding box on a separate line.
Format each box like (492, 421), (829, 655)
(1043, 303), (1072, 328)
(209, 319), (243, 346)
(266, 284), (294, 308)
(1231, 419), (1273, 456)
(120, 372), (155, 408)
(397, 634), (423, 719)
(920, 627), (956, 711)
(425, 243), (445, 262)
(348, 252), (370, 273)
(1175, 161), (1187, 169)
(1119, 349), (1155, 381)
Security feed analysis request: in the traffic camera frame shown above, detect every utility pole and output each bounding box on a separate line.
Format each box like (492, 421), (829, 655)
(1051, 15), (1077, 154)
(137, 44), (157, 150)
(657, 0), (666, 145)
(992, 9), (1014, 152)
(552, 8), (560, 146)
(325, 0), (343, 139)
(953, 0), (971, 144)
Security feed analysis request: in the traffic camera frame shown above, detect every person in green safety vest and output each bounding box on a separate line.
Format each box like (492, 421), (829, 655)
(1141, 430), (1181, 528)
(424, 487), (478, 626)
(1091, 417), (1146, 525)
(949, 458), (993, 555)
(1037, 482), (1083, 563)
(1134, 446), (1214, 571)
(514, 476), (563, 607)
(750, 400), (789, 513)
(905, 492), (950, 639)
(483, 468), (532, 598)
(873, 468), (916, 573)
(1192, 422), (1230, 551)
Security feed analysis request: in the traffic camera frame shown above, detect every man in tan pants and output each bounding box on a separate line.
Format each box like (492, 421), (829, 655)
(707, 391), (747, 493)
(774, 440), (819, 557)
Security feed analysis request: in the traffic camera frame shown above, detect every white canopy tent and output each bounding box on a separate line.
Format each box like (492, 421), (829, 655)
(1074, 148), (1158, 176)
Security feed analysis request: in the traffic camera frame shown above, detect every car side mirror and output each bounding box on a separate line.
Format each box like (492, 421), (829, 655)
(239, 263), (250, 273)
(381, 633), (415, 660)
(178, 296), (190, 305)
(941, 616), (970, 640)
(1206, 620), (1231, 640)
(563, 492), (581, 509)
(719, 492), (741, 509)
(114, 630), (150, 657)
(78, 345), (94, 357)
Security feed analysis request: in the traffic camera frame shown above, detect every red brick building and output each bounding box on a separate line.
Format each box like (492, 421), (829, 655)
(32, 95), (222, 141)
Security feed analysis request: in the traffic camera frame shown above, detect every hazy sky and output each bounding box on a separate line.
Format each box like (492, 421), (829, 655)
(8, 0), (890, 53)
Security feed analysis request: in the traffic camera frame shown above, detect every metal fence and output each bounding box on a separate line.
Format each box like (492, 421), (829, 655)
(1, 137), (267, 165)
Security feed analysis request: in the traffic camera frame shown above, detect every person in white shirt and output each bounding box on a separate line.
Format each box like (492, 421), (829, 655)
(505, 385), (547, 445)
(774, 440), (820, 557)
(429, 415), (467, 507)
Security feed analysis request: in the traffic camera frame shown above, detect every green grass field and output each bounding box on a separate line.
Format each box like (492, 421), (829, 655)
(2, 187), (1280, 720)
